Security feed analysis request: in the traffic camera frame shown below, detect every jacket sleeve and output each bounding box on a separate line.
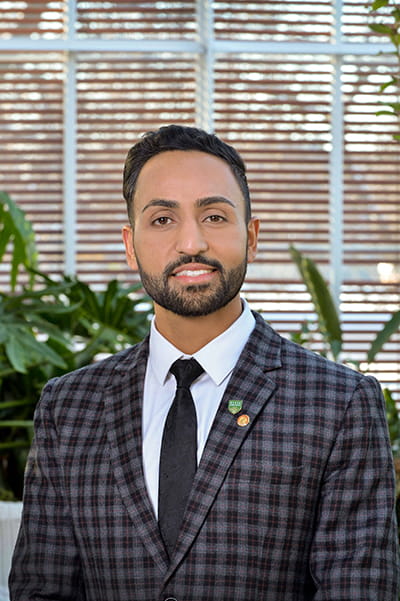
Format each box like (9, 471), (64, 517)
(9, 380), (86, 601)
(309, 375), (400, 600)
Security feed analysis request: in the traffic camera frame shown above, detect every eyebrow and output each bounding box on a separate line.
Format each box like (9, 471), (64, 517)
(141, 199), (178, 213)
(141, 196), (236, 213)
(197, 196), (236, 209)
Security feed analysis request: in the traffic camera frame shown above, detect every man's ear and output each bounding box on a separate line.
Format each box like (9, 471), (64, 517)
(122, 224), (138, 270)
(247, 217), (259, 263)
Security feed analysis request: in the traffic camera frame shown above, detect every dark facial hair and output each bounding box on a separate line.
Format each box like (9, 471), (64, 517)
(135, 254), (248, 317)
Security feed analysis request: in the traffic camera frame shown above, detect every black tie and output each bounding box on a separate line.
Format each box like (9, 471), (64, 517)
(158, 358), (204, 558)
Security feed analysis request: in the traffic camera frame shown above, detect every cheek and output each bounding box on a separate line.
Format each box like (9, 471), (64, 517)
(216, 232), (249, 260)
(133, 235), (167, 275)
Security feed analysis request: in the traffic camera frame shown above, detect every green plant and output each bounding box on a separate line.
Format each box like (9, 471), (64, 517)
(290, 245), (399, 370)
(289, 245), (342, 361)
(290, 244), (400, 368)
(0, 193), (152, 500)
(0, 191), (38, 291)
(368, 0), (400, 139)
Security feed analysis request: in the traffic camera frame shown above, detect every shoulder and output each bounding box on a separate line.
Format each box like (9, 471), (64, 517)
(249, 313), (387, 442)
(251, 311), (380, 398)
(39, 337), (149, 405)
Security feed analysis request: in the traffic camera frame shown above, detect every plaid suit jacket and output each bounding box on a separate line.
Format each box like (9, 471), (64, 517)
(10, 313), (399, 600)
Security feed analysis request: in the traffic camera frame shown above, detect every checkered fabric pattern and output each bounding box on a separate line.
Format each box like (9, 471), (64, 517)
(9, 313), (399, 600)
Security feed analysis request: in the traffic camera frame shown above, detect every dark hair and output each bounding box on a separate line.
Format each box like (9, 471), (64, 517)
(122, 124), (251, 223)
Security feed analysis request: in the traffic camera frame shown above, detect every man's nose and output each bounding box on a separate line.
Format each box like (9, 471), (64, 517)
(175, 220), (209, 255)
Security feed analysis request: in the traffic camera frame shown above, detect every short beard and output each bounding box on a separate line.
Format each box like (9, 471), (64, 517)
(136, 254), (247, 317)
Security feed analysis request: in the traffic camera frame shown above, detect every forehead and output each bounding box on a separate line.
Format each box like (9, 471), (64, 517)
(134, 150), (244, 205)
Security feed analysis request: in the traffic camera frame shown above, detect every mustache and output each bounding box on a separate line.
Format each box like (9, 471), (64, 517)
(164, 255), (223, 277)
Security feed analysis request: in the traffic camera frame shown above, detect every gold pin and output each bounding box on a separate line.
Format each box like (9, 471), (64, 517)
(237, 414), (250, 427)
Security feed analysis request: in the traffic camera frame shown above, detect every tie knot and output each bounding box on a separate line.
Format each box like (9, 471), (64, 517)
(170, 358), (204, 389)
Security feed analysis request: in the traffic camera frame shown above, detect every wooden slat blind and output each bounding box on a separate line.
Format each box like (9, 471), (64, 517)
(343, 54), (399, 269)
(0, 1), (67, 38)
(0, 1), (398, 397)
(76, 0), (197, 38)
(215, 51), (331, 359)
(214, 53), (332, 268)
(75, 52), (197, 281)
(213, 1), (333, 42)
(342, 0), (391, 42)
(0, 52), (64, 277)
(341, 51), (400, 390)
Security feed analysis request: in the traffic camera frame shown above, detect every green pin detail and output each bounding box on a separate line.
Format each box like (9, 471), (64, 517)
(228, 400), (243, 415)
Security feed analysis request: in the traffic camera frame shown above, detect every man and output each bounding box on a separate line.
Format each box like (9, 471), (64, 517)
(10, 125), (399, 600)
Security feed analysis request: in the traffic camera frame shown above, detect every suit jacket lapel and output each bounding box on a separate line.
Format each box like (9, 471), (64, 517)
(166, 315), (282, 576)
(103, 337), (169, 572)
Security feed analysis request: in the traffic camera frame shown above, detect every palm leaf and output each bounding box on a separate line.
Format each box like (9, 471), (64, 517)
(290, 245), (342, 360)
(0, 191), (38, 289)
(367, 310), (400, 364)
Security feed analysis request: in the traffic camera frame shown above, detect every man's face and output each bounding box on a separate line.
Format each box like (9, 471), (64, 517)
(122, 150), (258, 318)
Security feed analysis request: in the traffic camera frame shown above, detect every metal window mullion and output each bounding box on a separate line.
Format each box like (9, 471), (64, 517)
(196, 0), (214, 132)
(63, 52), (77, 275)
(0, 36), (391, 57)
(329, 0), (344, 312)
(333, 0), (343, 45)
(329, 59), (344, 312)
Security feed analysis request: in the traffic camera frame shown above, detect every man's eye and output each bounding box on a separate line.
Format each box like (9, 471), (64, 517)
(153, 216), (171, 226)
(205, 214), (226, 223)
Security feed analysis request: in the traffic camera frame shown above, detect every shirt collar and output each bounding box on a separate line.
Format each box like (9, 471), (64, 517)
(148, 299), (255, 386)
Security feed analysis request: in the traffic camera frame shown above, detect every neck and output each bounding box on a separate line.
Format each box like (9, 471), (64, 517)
(153, 296), (243, 354)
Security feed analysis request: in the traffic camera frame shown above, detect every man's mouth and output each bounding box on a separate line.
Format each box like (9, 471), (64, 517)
(171, 263), (218, 283)
(174, 268), (214, 277)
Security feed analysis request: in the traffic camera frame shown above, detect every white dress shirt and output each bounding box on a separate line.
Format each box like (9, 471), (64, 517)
(142, 300), (255, 517)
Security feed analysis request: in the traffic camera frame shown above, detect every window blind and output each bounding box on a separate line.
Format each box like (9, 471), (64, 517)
(213, 1), (333, 42)
(76, 0), (196, 39)
(75, 52), (197, 281)
(0, 52), (65, 278)
(0, 1), (66, 38)
(342, 52), (399, 385)
(0, 0), (398, 397)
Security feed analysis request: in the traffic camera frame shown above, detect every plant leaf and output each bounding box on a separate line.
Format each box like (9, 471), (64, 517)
(0, 400), (35, 415)
(369, 23), (395, 35)
(4, 327), (67, 372)
(0, 217), (12, 260)
(0, 420), (33, 428)
(367, 310), (400, 363)
(4, 336), (30, 373)
(290, 245), (342, 360)
(371, 0), (390, 10)
(0, 441), (32, 451)
(379, 78), (397, 92)
(0, 192), (38, 290)
(102, 280), (118, 323)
